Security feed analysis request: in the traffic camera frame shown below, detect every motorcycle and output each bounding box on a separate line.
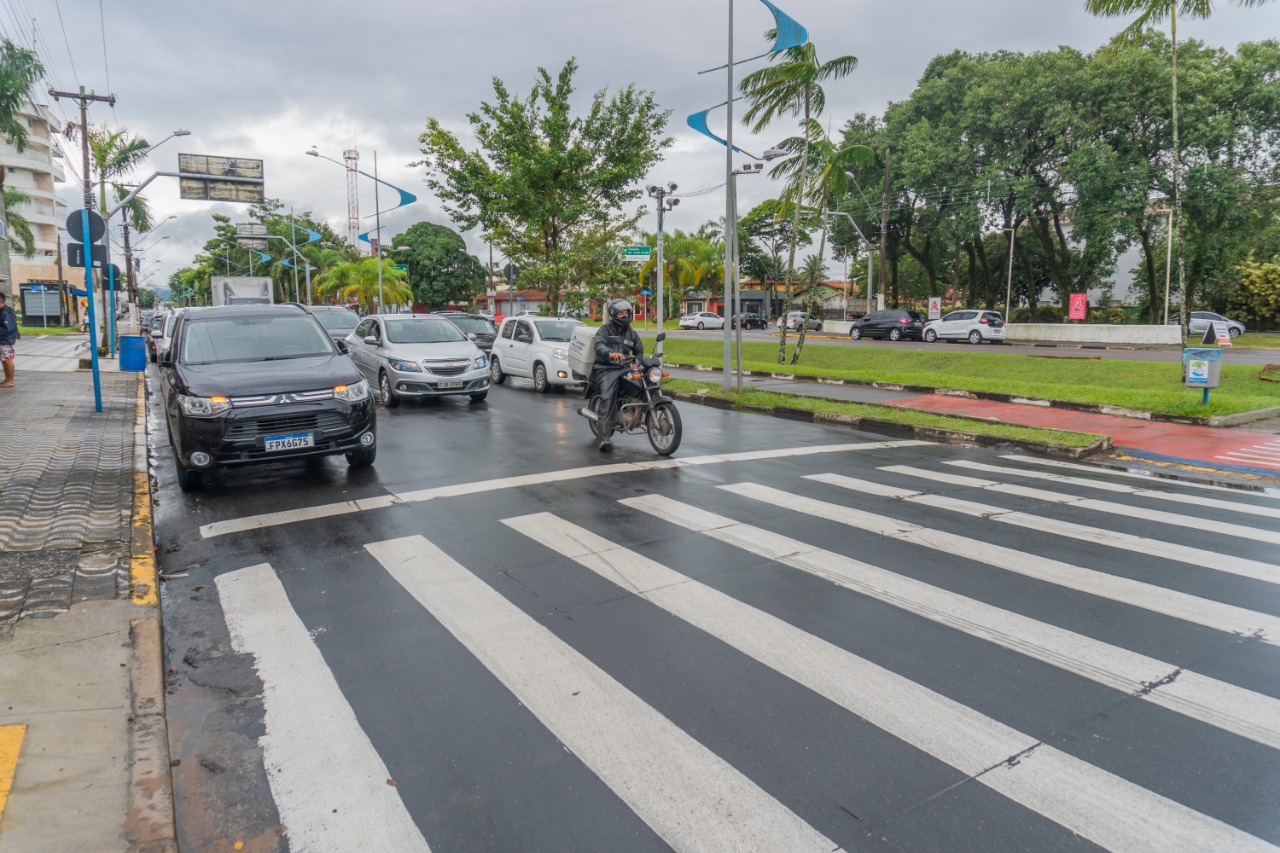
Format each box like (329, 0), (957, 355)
(577, 332), (682, 456)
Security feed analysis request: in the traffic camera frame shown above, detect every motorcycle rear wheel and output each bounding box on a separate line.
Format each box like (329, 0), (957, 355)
(646, 401), (682, 456)
(588, 395), (612, 440)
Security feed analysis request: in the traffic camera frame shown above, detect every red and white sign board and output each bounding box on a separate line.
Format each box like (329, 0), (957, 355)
(927, 296), (942, 320)
(1213, 321), (1233, 346)
(1069, 293), (1087, 321)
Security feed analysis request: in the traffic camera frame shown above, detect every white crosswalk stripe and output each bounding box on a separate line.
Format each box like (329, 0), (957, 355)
(502, 512), (1276, 853)
(216, 564), (431, 853)
(997, 454), (1280, 500)
(622, 493), (1280, 750)
(807, 473), (1280, 587)
(880, 464), (1280, 546)
(363, 535), (838, 852)
(945, 459), (1280, 521)
(721, 481), (1280, 645)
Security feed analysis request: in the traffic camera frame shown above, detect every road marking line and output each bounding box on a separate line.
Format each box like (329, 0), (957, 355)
(881, 464), (1280, 546)
(199, 440), (926, 538)
(0, 725), (25, 823)
(507, 513), (1276, 853)
(364, 535), (836, 853)
(810, 474), (1280, 588)
(945, 460), (1280, 521)
(725, 482), (1280, 645)
(997, 455), (1280, 500)
(216, 564), (430, 853)
(623, 494), (1280, 751)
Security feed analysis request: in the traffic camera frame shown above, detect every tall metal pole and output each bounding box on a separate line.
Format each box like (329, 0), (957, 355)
(656, 199), (665, 343)
(374, 150), (383, 312)
(81, 211), (101, 412)
(1005, 223), (1016, 320)
(1164, 208), (1173, 326)
(722, 0), (734, 393)
(304, 261), (312, 305)
(732, 173), (744, 390)
(879, 147), (890, 312)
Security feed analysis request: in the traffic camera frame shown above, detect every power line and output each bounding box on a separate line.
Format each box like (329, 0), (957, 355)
(96, 0), (116, 124)
(50, 0), (77, 86)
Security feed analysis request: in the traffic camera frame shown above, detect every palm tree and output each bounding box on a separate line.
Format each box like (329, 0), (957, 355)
(315, 258), (411, 312)
(0, 39), (43, 296)
(740, 35), (859, 362)
(3, 187), (35, 258)
(1084, 0), (1275, 334)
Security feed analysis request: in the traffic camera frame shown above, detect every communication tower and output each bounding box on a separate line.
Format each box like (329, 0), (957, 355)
(343, 148), (360, 248)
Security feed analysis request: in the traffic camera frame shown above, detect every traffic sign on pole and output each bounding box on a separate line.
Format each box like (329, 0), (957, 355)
(66, 209), (105, 244)
(622, 245), (652, 263)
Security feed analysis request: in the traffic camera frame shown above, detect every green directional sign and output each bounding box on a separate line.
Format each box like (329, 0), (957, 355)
(622, 245), (652, 263)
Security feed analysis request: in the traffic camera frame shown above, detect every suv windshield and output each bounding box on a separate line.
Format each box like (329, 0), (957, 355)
(447, 316), (497, 336)
(532, 320), (581, 342)
(385, 318), (465, 344)
(180, 314), (334, 364)
(311, 308), (360, 331)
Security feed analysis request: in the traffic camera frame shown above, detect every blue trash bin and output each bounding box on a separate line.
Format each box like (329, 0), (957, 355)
(120, 335), (146, 372)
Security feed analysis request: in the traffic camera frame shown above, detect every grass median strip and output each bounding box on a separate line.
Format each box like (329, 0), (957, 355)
(663, 378), (1104, 449)
(645, 337), (1280, 417)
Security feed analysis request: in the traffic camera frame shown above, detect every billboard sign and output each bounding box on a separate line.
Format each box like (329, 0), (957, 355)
(1068, 293), (1087, 321)
(927, 296), (942, 320)
(179, 153), (265, 203)
(236, 223), (268, 237)
(236, 237), (270, 250)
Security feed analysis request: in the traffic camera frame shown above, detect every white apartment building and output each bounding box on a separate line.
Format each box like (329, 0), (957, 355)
(1, 100), (70, 309)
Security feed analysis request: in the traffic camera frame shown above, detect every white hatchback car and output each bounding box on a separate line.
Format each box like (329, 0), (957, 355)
(923, 309), (1006, 344)
(679, 311), (725, 330)
(489, 316), (587, 392)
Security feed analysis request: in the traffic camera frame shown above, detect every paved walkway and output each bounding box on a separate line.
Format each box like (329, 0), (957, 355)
(0, 364), (174, 852)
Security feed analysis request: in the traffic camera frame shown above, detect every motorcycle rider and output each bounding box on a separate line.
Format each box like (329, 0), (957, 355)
(592, 298), (644, 451)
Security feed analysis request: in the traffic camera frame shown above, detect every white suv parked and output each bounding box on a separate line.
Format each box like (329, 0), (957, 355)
(489, 316), (587, 392)
(923, 309), (1006, 344)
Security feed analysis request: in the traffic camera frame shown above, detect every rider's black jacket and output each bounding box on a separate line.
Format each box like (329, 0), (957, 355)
(593, 320), (644, 365)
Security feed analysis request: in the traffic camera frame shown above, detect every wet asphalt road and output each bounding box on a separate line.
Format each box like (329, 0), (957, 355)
(149, 368), (1280, 852)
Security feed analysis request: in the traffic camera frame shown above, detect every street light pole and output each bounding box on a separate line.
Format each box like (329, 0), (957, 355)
(723, 0), (735, 394)
(374, 151), (384, 312)
(647, 183), (680, 348)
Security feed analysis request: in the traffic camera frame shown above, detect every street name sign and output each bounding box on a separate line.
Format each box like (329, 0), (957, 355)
(236, 237), (270, 251)
(236, 223), (268, 237)
(67, 242), (104, 269)
(623, 245), (652, 263)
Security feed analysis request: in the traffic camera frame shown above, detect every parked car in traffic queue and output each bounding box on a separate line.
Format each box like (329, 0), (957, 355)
(923, 309), (1005, 344)
(848, 309), (925, 341)
(436, 312), (499, 354)
(489, 316), (587, 392)
(680, 311), (725, 330)
(346, 314), (490, 407)
(158, 304), (376, 492)
(300, 304), (362, 349)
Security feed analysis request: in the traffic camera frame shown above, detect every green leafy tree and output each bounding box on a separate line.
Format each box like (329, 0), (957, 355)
(1231, 254), (1280, 331)
(136, 288), (157, 309)
(1084, 0), (1277, 335)
(3, 187), (34, 258)
(389, 221), (486, 309)
(0, 39), (42, 296)
(416, 58), (672, 307)
(740, 34), (859, 361)
(315, 258), (411, 311)
(741, 199), (811, 319)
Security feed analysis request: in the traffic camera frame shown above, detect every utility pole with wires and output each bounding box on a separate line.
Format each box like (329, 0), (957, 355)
(879, 147), (890, 311)
(50, 86), (116, 210)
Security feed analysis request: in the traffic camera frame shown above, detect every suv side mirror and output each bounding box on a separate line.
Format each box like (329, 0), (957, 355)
(363, 335), (379, 346)
(334, 339), (349, 354)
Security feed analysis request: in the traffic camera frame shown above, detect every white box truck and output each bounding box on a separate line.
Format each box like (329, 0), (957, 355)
(210, 276), (274, 307)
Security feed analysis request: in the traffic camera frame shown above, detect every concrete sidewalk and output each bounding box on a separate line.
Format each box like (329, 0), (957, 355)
(0, 368), (174, 852)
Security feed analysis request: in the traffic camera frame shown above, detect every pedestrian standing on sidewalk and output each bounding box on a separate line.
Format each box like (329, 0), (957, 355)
(0, 291), (18, 387)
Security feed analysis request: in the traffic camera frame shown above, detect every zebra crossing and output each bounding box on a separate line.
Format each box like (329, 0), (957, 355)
(216, 452), (1280, 851)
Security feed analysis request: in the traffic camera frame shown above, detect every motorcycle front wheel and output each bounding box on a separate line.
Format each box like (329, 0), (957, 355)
(646, 401), (682, 456)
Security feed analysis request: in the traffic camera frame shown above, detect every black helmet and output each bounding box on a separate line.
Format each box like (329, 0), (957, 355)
(607, 298), (633, 329)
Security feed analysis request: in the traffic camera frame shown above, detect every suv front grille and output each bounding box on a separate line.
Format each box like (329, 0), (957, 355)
(225, 411), (349, 440)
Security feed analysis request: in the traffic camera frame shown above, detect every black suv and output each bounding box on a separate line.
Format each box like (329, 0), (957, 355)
(159, 304), (376, 491)
(435, 312), (499, 354)
(849, 309), (926, 341)
(299, 304), (362, 349)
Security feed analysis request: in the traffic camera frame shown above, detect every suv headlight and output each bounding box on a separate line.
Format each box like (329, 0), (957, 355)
(551, 347), (568, 360)
(178, 394), (232, 417)
(647, 367), (663, 384)
(386, 357), (422, 372)
(473, 354), (488, 369)
(334, 380), (370, 402)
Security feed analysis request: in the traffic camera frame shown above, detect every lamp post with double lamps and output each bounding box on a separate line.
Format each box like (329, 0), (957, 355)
(829, 210), (874, 317)
(645, 183), (679, 341)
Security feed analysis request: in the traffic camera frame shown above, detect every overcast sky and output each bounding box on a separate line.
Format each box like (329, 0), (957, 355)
(21, 0), (1277, 289)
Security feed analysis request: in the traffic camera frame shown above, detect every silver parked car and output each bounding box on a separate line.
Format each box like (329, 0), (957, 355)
(1188, 311), (1245, 339)
(346, 314), (490, 407)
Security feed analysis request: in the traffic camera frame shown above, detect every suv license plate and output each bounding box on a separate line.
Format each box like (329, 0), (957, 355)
(436, 380), (464, 389)
(264, 432), (315, 452)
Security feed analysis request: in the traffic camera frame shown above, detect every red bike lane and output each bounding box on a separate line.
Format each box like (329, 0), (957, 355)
(890, 394), (1280, 476)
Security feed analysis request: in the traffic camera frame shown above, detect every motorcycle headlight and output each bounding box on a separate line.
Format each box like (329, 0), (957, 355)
(551, 347), (568, 360)
(334, 380), (370, 402)
(647, 367), (663, 384)
(473, 354), (488, 369)
(386, 358), (422, 372)
(178, 394), (232, 417)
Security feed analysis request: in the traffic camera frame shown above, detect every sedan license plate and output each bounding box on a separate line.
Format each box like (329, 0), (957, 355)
(436, 380), (464, 389)
(264, 432), (315, 452)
